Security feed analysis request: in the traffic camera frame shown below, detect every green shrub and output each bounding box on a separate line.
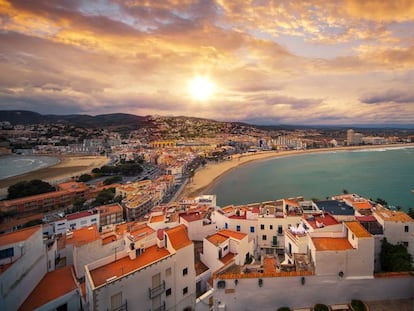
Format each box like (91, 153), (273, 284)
(313, 304), (329, 311)
(351, 300), (366, 311)
(277, 307), (291, 311)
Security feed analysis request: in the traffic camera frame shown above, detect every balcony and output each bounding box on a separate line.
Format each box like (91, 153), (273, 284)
(110, 301), (127, 311)
(152, 302), (166, 311)
(148, 281), (165, 299)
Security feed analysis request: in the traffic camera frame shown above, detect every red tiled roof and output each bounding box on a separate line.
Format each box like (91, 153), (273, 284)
(66, 210), (96, 221)
(165, 224), (192, 250)
(66, 226), (99, 246)
(353, 201), (373, 210)
(19, 266), (77, 311)
(356, 215), (377, 222)
(0, 225), (41, 247)
(312, 237), (353, 251)
(304, 212), (339, 229)
(207, 233), (228, 245)
(90, 245), (171, 287)
(218, 229), (247, 241)
(345, 221), (372, 238)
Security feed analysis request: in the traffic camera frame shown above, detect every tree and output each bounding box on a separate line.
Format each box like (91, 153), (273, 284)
(407, 208), (414, 219)
(342, 189), (349, 194)
(77, 174), (93, 182)
(8, 179), (55, 199)
(103, 175), (122, 185)
(73, 197), (86, 211)
(92, 188), (115, 206)
(380, 238), (413, 272)
(375, 197), (388, 206)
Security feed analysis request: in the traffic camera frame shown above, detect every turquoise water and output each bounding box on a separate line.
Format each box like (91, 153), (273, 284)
(208, 147), (414, 210)
(0, 155), (60, 180)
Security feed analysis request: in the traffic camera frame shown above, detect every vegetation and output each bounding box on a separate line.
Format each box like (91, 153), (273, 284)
(351, 300), (366, 311)
(103, 175), (122, 185)
(380, 238), (413, 272)
(7, 179), (55, 199)
(407, 208), (414, 219)
(276, 307), (291, 311)
(313, 304), (329, 311)
(77, 174), (93, 182)
(22, 219), (43, 228)
(91, 188), (122, 207)
(375, 197), (388, 206)
(93, 160), (143, 176)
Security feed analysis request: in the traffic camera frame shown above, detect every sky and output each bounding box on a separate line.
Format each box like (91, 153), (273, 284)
(0, 0), (414, 126)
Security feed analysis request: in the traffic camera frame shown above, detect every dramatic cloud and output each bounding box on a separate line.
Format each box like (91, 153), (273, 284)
(0, 0), (413, 125)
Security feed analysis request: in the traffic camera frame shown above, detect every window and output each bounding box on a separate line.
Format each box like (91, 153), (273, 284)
(260, 224), (265, 230)
(277, 225), (283, 235)
(223, 245), (228, 251)
(166, 267), (171, 277)
(402, 242), (409, 248)
(0, 247), (14, 259)
(405, 225), (409, 232)
(182, 268), (188, 276)
(236, 225), (240, 232)
(183, 287), (188, 295)
(270, 225), (273, 230)
(352, 234), (354, 240)
(262, 235), (267, 241)
(250, 226), (255, 233)
(225, 223), (228, 229)
(166, 288), (172, 296)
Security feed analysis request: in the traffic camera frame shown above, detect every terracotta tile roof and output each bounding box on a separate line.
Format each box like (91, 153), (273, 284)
(129, 224), (155, 242)
(345, 221), (372, 238)
(66, 210), (97, 221)
(219, 252), (235, 264)
(0, 225), (41, 247)
(180, 212), (204, 222)
(165, 224), (192, 250)
(375, 208), (414, 222)
(284, 199), (300, 207)
(150, 215), (165, 223)
(57, 181), (87, 191)
(356, 215), (377, 222)
(89, 245), (171, 287)
(207, 233), (228, 245)
(312, 237), (353, 251)
(353, 201), (373, 210)
(304, 212), (339, 229)
(19, 266), (77, 311)
(218, 229), (247, 241)
(96, 203), (122, 215)
(66, 226), (99, 246)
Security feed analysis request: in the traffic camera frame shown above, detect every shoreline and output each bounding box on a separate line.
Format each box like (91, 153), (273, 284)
(0, 155), (110, 196)
(178, 143), (414, 199)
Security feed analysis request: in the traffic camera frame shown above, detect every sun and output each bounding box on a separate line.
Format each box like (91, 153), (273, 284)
(187, 76), (215, 101)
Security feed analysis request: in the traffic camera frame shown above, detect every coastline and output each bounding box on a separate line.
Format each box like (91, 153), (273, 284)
(0, 155), (110, 196)
(178, 143), (414, 199)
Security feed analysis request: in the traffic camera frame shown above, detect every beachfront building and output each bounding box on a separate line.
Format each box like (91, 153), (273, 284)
(66, 209), (100, 231)
(373, 205), (414, 258)
(314, 199), (355, 222)
(200, 229), (254, 273)
(309, 221), (374, 278)
(0, 226), (56, 310)
(85, 224), (196, 311)
(123, 192), (154, 221)
(180, 208), (217, 241)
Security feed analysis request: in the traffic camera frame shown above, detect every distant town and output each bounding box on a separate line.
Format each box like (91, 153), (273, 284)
(1, 112), (414, 311)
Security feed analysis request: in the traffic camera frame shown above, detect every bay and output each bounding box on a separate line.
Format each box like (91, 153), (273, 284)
(0, 155), (60, 180)
(208, 147), (414, 211)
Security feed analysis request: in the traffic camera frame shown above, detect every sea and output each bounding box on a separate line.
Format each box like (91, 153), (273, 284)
(208, 146), (414, 211)
(0, 155), (60, 180)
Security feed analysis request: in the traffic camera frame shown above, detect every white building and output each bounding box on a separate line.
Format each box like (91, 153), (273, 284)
(0, 226), (52, 310)
(85, 224), (196, 311)
(200, 229), (254, 274)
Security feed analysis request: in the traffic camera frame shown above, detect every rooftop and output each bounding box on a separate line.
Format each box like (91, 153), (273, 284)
(345, 221), (372, 238)
(165, 224), (192, 250)
(218, 229), (247, 241)
(96, 203), (122, 215)
(375, 208), (414, 222)
(312, 237), (353, 251)
(89, 245), (171, 287)
(66, 210), (97, 221)
(316, 200), (355, 216)
(353, 201), (373, 210)
(304, 212), (339, 229)
(66, 226), (99, 247)
(0, 225), (41, 247)
(19, 266), (77, 311)
(207, 233), (228, 245)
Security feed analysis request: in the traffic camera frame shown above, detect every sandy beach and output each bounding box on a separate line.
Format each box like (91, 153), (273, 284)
(179, 143), (414, 199)
(0, 155), (110, 196)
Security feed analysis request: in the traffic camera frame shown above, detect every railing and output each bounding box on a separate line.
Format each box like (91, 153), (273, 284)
(110, 300), (127, 311)
(152, 302), (166, 311)
(148, 281), (165, 299)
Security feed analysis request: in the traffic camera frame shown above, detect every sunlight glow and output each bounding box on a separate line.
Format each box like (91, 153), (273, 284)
(187, 76), (215, 101)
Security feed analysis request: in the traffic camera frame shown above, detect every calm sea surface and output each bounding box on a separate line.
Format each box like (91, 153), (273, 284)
(0, 155), (60, 180)
(208, 147), (414, 211)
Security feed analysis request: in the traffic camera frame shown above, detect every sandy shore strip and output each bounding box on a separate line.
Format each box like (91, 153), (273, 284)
(179, 143), (414, 199)
(0, 155), (110, 196)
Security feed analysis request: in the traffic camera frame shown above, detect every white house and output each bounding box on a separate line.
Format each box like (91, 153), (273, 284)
(85, 224), (196, 311)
